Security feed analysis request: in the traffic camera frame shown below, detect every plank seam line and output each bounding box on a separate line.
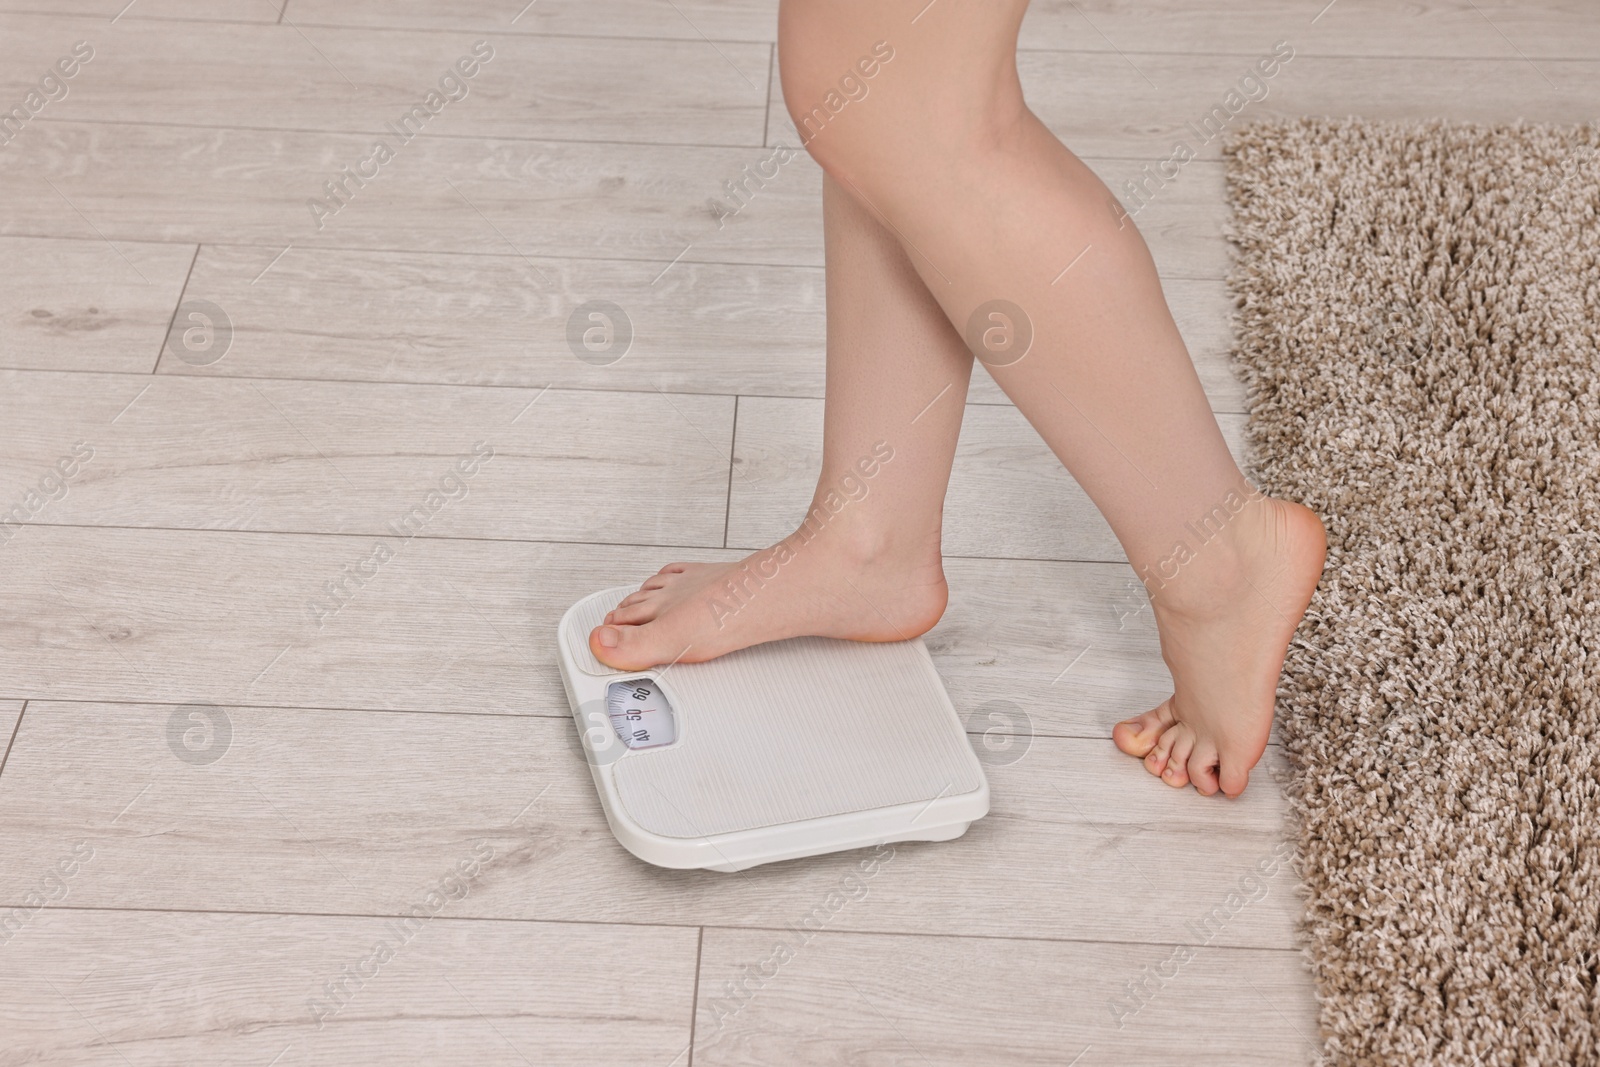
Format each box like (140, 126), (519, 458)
(0, 701), (25, 781)
(152, 243), (203, 374)
(0, 697), (1287, 750)
(0, 902), (1308, 953)
(722, 395), (739, 549)
(0, 367), (1244, 415)
(686, 927), (705, 1067)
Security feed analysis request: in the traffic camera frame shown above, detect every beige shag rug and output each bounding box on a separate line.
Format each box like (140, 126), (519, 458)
(1225, 118), (1600, 1066)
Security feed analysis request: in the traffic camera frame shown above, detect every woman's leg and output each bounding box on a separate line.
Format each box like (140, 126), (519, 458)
(589, 172), (973, 667)
(776, 0), (1326, 796)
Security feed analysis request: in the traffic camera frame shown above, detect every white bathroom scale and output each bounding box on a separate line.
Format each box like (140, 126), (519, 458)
(556, 585), (990, 872)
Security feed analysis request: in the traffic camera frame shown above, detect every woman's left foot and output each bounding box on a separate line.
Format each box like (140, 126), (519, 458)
(1111, 495), (1327, 797)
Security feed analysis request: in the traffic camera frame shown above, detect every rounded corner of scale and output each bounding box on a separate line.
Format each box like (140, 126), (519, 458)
(966, 776), (992, 817)
(557, 585), (626, 643)
(604, 811), (715, 871)
(556, 597), (595, 643)
(938, 780), (991, 829)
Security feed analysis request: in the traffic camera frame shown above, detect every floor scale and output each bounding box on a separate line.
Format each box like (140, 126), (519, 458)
(557, 585), (990, 872)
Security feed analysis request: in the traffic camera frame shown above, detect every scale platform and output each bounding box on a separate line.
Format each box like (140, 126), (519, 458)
(557, 585), (990, 872)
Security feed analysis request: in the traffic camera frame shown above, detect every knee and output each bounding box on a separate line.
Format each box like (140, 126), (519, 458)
(777, 1), (1027, 186)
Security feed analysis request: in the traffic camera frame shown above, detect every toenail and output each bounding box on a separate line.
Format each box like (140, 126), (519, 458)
(597, 626), (620, 648)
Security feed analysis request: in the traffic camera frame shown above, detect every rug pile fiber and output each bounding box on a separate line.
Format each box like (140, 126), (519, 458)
(1225, 118), (1600, 1066)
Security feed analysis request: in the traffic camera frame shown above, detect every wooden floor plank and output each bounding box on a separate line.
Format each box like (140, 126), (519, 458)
(0, 237), (195, 374)
(251, 0), (1600, 61)
(0, 371), (733, 545)
(2, 13), (769, 147)
(1022, 50), (1600, 164)
(0, 1), (284, 22)
(0, 123), (824, 267)
(693, 927), (1321, 1066)
(0, 527), (707, 714)
(728, 395), (1249, 562)
(0, 906), (698, 1066)
(151, 245), (1244, 409)
(286, 0), (779, 43)
(1017, 0), (1600, 59)
(0, 700), (1303, 948)
(0, 123), (1230, 276)
(162, 243), (832, 396)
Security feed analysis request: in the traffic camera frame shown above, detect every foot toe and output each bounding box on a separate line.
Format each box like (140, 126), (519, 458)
(1114, 698), (1177, 758)
(645, 563), (689, 584)
(590, 622), (622, 655)
(607, 600), (658, 626)
(1187, 741), (1222, 796)
(1218, 754), (1252, 798)
(590, 619), (695, 671)
(1162, 727), (1195, 788)
(589, 623), (650, 669)
(1144, 721), (1182, 777)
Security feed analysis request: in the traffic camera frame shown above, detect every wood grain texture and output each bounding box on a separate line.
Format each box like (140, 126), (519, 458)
(0, 701), (1303, 948)
(945, 555), (1169, 720)
(0, 906), (698, 1066)
(0, 527), (1208, 741)
(1018, 50), (1600, 163)
(1, 13), (769, 146)
(0, 1), (284, 22)
(693, 927), (1321, 1066)
(0, 370), (733, 545)
(164, 243), (832, 396)
(0, 237), (195, 373)
(244, 0), (1600, 61)
(1016, 0), (1600, 59)
(286, 0), (780, 42)
(0, 121), (822, 266)
(158, 245), (1244, 409)
(727, 395), (1249, 562)
(936, 553), (1289, 746)
(0, 527), (737, 714)
(0, 122), (1228, 276)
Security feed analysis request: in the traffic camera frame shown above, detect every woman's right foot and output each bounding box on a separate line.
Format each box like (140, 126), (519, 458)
(1112, 495), (1328, 798)
(588, 518), (948, 671)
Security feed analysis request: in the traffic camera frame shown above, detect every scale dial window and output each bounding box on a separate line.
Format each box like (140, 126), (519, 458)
(606, 677), (677, 750)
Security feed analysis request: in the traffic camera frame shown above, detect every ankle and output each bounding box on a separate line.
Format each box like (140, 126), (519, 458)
(790, 499), (941, 571)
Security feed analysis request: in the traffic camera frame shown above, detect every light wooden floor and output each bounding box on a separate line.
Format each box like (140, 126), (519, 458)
(0, 2), (1592, 1064)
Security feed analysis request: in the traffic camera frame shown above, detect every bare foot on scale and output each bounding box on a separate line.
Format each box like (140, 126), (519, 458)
(588, 517), (948, 672)
(1112, 494), (1327, 797)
